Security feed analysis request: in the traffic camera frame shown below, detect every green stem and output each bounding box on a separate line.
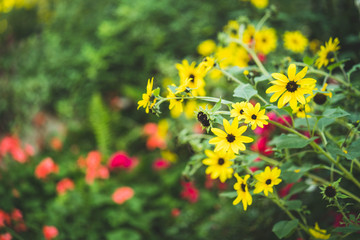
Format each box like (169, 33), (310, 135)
(255, 10), (271, 31)
(218, 67), (244, 85)
(335, 198), (352, 224)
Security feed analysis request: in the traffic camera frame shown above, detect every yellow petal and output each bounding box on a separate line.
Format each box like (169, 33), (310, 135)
(287, 64), (296, 81)
(294, 66), (308, 82)
(271, 73), (289, 83)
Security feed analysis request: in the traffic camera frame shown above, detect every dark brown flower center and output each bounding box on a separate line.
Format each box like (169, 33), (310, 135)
(266, 179), (272, 185)
(197, 111), (210, 127)
(241, 183), (246, 192)
(314, 93), (327, 105)
(325, 186), (336, 198)
(326, 51), (335, 61)
(226, 134), (236, 143)
(231, 29), (238, 35)
(251, 114), (257, 120)
(286, 81), (299, 93)
(240, 109), (244, 114)
(189, 74), (195, 82)
(218, 158), (225, 165)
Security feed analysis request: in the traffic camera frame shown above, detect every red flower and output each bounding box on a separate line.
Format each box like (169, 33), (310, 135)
(0, 210), (11, 228)
(112, 187), (135, 204)
(50, 137), (62, 151)
(0, 233), (12, 240)
(43, 226), (58, 240)
(152, 158), (171, 171)
(171, 208), (181, 218)
(254, 112), (277, 136)
(56, 178), (75, 195)
(278, 183), (295, 198)
(251, 136), (273, 156)
(108, 151), (138, 171)
(35, 157), (59, 179)
(10, 209), (23, 222)
(278, 115), (293, 127)
(82, 151), (109, 184)
(180, 181), (199, 203)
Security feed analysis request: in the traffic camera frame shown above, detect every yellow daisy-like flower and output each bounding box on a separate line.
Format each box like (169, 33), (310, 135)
(254, 28), (277, 55)
(266, 64), (316, 110)
(233, 174), (252, 211)
(198, 57), (215, 73)
(250, 0), (268, 9)
(216, 43), (250, 69)
(224, 20), (240, 38)
(230, 101), (252, 120)
(209, 118), (253, 154)
(202, 150), (235, 183)
(176, 60), (206, 96)
(244, 103), (269, 130)
(197, 39), (217, 56)
(283, 31), (308, 53)
(242, 24), (256, 45)
(137, 77), (156, 113)
(309, 223), (331, 240)
(167, 88), (183, 118)
(315, 37), (340, 69)
(253, 166), (282, 196)
(292, 103), (312, 118)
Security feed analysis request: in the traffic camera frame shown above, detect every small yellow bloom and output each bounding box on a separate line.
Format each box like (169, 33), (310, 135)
(230, 101), (252, 121)
(250, 0), (268, 9)
(309, 223), (331, 239)
(167, 88), (183, 118)
(283, 31), (308, 53)
(292, 103), (312, 118)
(197, 39), (217, 56)
(315, 37), (340, 69)
(266, 64), (316, 110)
(202, 150), (235, 183)
(242, 25), (256, 45)
(137, 77), (157, 113)
(294, 169), (301, 173)
(243, 103), (269, 130)
(233, 174), (252, 211)
(224, 20), (240, 38)
(176, 60), (206, 96)
(254, 28), (277, 55)
(215, 43), (250, 69)
(209, 118), (253, 155)
(254, 166), (282, 196)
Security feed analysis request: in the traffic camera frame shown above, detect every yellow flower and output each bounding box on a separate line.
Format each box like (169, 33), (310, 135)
(250, 0), (268, 9)
(137, 77), (157, 113)
(216, 43), (249, 69)
(292, 103), (312, 118)
(266, 64), (316, 110)
(244, 103), (269, 130)
(161, 150), (178, 163)
(254, 166), (282, 196)
(157, 119), (169, 139)
(224, 20), (240, 38)
(255, 28), (277, 55)
(230, 101), (252, 121)
(242, 25), (256, 45)
(233, 174), (252, 211)
(202, 150), (235, 183)
(307, 83), (332, 105)
(176, 60), (206, 96)
(309, 223), (331, 239)
(197, 39), (217, 56)
(315, 37), (340, 69)
(209, 118), (253, 154)
(283, 31), (308, 53)
(309, 39), (321, 54)
(167, 88), (183, 118)
(198, 57), (215, 73)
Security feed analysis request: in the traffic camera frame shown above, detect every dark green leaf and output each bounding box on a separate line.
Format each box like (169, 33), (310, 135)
(254, 74), (271, 83)
(287, 182), (308, 198)
(317, 117), (334, 130)
(347, 138), (360, 159)
(323, 107), (350, 118)
(272, 219), (299, 239)
(286, 200), (302, 211)
(327, 58), (350, 71)
(270, 134), (318, 149)
(211, 99), (222, 112)
(347, 63), (360, 80)
(333, 225), (360, 233)
(106, 229), (142, 240)
(233, 84), (258, 101)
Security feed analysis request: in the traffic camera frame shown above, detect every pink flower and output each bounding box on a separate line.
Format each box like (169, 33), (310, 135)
(146, 135), (166, 150)
(43, 226), (58, 240)
(0, 210), (11, 227)
(0, 233), (12, 240)
(10, 209), (23, 222)
(97, 166), (109, 179)
(10, 148), (27, 163)
(35, 157), (59, 179)
(108, 151), (138, 171)
(152, 158), (171, 171)
(278, 115), (293, 127)
(257, 53), (266, 63)
(83, 151), (110, 184)
(56, 178), (75, 195)
(24, 144), (35, 157)
(193, 123), (205, 134)
(50, 138), (62, 151)
(251, 136), (273, 156)
(0, 136), (19, 156)
(143, 123), (158, 136)
(112, 187), (135, 204)
(278, 183), (295, 198)
(181, 181), (199, 203)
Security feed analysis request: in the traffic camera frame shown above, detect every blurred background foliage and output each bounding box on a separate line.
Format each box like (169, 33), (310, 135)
(1, 0), (360, 239)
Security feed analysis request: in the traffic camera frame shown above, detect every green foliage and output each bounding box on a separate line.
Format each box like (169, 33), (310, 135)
(272, 219), (299, 239)
(233, 83), (258, 101)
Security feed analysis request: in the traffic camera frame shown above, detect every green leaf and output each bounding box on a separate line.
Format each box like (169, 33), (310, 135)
(303, 56), (315, 66)
(317, 117), (334, 130)
(347, 63), (360, 80)
(323, 107), (350, 118)
(270, 134), (318, 149)
(106, 229), (141, 240)
(347, 138), (360, 159)
(219, 191), (237, 198)
(233, 84), (258, 101)
(333, 225), (360, 233)
(254, 74), (271, 83)
(272, 219), (299, 239)
(327, 58), (350, 71)
(152, 87), (160, 97)
(287, 182), (308, 198)
(211, 98), (222, 113)
(286, 200), (302, 211)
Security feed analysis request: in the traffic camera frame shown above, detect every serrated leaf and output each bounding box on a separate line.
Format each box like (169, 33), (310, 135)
(219, 191), (238, 198)
(272, 220), (299, 239)
(270, 134), (318, 149)
(303, 56), (315, 66)
(323, 107), (350, 118)
(233, 84), (258, 101)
